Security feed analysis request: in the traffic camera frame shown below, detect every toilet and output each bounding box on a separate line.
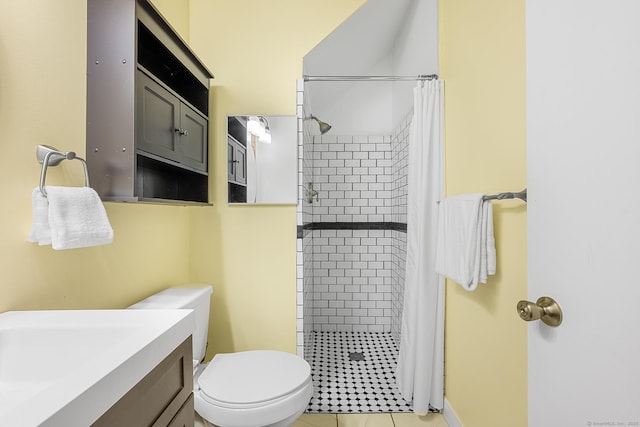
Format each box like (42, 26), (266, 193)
(129, 285), (313, 427)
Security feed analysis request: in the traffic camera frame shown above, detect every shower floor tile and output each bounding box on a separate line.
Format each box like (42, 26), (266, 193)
(305, 331), (413, 414)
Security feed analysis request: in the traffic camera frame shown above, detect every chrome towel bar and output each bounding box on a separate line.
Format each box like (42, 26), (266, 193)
(36, 145), (90, 197)
(437, 188), (527, 205)
(482, 188), (527, 203)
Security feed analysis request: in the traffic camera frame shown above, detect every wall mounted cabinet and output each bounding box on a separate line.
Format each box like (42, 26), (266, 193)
(87, 0), (214, 204)
(227, 116), (248, 203)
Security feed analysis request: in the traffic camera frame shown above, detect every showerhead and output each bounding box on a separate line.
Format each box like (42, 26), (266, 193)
(309, 115), (332, 135)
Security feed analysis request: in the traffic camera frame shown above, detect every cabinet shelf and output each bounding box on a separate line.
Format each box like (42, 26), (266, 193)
(137, 22), (208, 115)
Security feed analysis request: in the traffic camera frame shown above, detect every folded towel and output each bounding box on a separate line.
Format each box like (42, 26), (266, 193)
(435, 194), (496, 291)
(29, 186), (114, 250)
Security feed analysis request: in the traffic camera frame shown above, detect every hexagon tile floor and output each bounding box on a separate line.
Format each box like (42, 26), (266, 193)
(305, 331), (414, 413)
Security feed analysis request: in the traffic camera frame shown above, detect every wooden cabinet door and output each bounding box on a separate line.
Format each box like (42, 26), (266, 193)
(227, 138), (236, 183)
(178, 103), (207, 172)
(167, 395), (195, 427)
(227, 137), (246, 185)
(136, 71), (180, 163)
(92, 337), (193, 427)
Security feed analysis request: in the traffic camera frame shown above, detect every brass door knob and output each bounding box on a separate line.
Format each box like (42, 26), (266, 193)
(517, 296), (563, 327)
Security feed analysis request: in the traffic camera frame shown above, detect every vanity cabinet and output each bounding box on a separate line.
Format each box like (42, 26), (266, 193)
(87, 0), (214, 204)
(92, 336), (194, 427)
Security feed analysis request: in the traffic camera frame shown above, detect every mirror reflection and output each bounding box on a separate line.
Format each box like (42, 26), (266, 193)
(227, 115), (297, 204)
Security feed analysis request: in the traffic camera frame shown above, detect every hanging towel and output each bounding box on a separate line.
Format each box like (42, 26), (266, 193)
(29, 186), (114, 250)
(435, 194), (496, 291)
(29, 188), (52, 245)
(477, 200), (497, 284)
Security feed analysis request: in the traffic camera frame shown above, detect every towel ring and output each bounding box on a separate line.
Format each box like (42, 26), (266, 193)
(37, 145), (90, 197)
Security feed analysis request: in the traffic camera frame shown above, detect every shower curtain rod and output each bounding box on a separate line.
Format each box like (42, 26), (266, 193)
(303, 74), (438, 82)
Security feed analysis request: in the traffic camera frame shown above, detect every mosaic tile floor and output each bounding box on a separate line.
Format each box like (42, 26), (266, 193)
(305, 331), (414, 413)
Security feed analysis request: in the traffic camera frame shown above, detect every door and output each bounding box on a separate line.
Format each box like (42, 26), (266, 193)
(527, 1), (640, 426)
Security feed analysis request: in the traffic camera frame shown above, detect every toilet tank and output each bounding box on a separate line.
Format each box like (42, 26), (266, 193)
(129, 285), (213, 364)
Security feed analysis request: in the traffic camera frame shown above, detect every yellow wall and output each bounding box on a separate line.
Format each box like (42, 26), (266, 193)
(151, 0), (191, 42)
(187, 0), (366, 357)
(440, 0), (527, 426)
(0, 0), (363, 359)
(0, 0), (194, 313)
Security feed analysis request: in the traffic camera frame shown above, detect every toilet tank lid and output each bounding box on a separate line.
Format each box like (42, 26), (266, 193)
(130, 285), (212, 309)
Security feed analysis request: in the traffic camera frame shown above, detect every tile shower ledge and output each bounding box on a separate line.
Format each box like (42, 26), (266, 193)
(297, 222), (407, 238)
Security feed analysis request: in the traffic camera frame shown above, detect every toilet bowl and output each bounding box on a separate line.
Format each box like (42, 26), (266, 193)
(129, 286), (312, 427)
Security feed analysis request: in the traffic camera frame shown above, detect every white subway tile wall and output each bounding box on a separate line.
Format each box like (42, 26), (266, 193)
(297, 79), (413, 355)
(297, 79), (309, 358)
(310, 135), (393, 223)
(390, 114), (411, 344)
(309, 228), (394, 332)
(300, 81), (316, 357)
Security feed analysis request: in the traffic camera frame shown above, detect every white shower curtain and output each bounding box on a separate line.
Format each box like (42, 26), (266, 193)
(396, 79), (445, 413)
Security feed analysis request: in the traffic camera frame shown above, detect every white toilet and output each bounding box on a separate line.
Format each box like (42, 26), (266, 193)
(129, 285), (313, 427)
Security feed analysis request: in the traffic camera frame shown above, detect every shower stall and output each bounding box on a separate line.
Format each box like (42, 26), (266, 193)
(296, 75), (442, 414)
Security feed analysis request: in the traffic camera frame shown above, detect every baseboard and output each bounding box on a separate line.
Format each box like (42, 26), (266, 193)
(443, 397), (463, 427)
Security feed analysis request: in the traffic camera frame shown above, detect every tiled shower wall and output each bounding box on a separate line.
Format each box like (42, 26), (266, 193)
(390, 116), (410, 345)
(297, 79), (413, 355)
(308, 135), (392, 223)
(299, 79), (314, 357)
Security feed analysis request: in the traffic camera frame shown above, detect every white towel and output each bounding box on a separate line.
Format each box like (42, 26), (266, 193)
(435, 194), (496, 291)
(29, 186), (114, 250)
(29, 188), (52, 245)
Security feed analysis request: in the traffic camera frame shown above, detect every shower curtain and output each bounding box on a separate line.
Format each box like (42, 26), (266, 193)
(396, 79), (445, 413)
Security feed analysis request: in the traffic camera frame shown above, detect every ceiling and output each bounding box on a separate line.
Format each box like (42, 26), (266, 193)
(303, 0), (414, 77)
(302, 0), (438, 136)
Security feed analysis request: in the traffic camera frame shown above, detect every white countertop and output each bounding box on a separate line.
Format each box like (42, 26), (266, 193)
(0, 309), (194, 426)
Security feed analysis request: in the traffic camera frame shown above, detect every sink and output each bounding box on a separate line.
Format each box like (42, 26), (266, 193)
(0, 309), (194, 426)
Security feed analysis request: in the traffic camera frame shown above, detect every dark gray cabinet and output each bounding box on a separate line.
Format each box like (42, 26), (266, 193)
(227, 136), (247, 185)
(227, 116), (248, 203)
(136, 71), (207, 173)
(87, 0), (213, 204)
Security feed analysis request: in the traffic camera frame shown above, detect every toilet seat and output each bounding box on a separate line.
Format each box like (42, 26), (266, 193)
(194, 350), (313, 426)
(197, 350), (311, 406)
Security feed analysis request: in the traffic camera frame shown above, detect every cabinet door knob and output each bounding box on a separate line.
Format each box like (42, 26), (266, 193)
(174, 128), (189, 136)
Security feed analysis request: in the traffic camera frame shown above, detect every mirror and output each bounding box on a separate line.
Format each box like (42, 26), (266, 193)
(227, 115), (298, 204)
